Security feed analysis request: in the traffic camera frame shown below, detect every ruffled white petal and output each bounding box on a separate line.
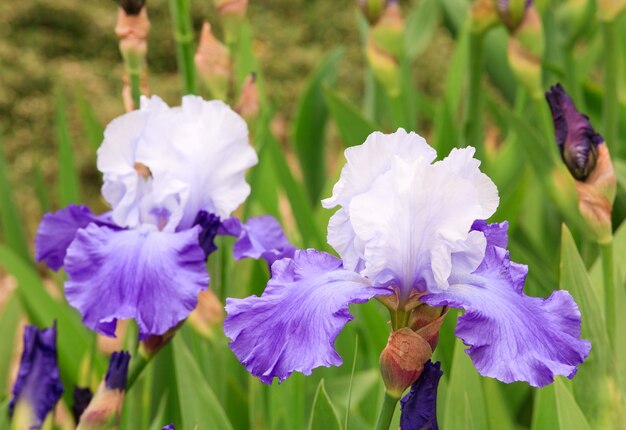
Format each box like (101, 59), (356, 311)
(338, 135), (498, 297)
(323, 129), (436, 271)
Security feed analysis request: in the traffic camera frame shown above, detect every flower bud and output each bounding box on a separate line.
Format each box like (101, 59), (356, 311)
(9, 324), (64, 430)
(72, 387), (94, 424)
(545, 84), (616, 243)
(235, 73), (260, 123)
(115, 5), (150, 111)
(214, 0), (248, 44)
(471, 0), (500, 34)
(410, 307), (447, 351)
(358, 0), (387, 24)
(366, 1), (403, 97)
(597, 0), (626, 22)
(399, 361), (443, 430)
(506, 5), (544, 98)
(77, 351), (130, 430)
(495, 0), (531, 33)
(379, 328), (433, 398)
(116, 0), (146, 15)
(194, 22), (231, 101)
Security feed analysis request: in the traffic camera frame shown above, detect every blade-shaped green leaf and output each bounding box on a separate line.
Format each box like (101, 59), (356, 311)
(442, 337), (487, 430)
(291, 48), (342, 203)
(172, 336), (233, 430)
(76, 92), (104, 152)
(0, 294), (21, 398)
(554, 378), (592, 430)
(308, 380), (343, 430)
(404, 0), (440, 61)
(531, 384), (558, 430)
(323, 87), (378, 148)
(482, 379), (516, 430)
(55, 89), (80, 207)
(0, 138), (30, 262)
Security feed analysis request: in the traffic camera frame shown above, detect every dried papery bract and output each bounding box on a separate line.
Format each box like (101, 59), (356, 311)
(115, 5), (150, 111)
(188, 289), (225, 339)
(195, 22), (232, 101)
(470, 0), (500, 34)
(358, 0), (387, 24)
(235, 73), (260, 123)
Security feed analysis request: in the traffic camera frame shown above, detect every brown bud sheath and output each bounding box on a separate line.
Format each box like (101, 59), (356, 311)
(379, 328), (433, 398)
(194, 22), (231, 100)
(188, 289), (225, 338)
(235, 73), (260, 122)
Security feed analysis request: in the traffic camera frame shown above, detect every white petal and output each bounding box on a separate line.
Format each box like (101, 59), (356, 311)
(348, 150), (498, 297)
(323, 129), (436, 268)
(137, 96), (258, 228)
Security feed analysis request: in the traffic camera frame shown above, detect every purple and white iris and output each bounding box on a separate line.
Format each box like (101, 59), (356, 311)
(224, 129), (590, 387)
(36, 96), (285, 338)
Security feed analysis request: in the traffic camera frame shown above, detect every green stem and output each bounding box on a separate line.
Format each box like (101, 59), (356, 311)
(389, 92), (408, 129)
(602, 20), (619, 155)
(129, 71), (141, 108)
(169, 0), (197, 95)
(465, 31), (485, 155)
(375, 393), (399, 430)
(126, 354), (149, 390)
(600, 240), (616, 349)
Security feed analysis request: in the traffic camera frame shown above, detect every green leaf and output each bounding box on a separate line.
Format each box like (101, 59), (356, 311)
(32, 162), (51, 214)
(560, 225), (612, 421)
(323, 87), (378, 148)
(404, 0), (440, 61)
(482, 379), (516, 430)
(308, 380), (343, 430)
(0, 244), (104, 406)
(554, 378), (592, 430)
(172, 336), (233, 430)
(263, 122), (325, 249)
(55, 89), (80, 206)
(531, 385), (559, 430)
(291, 48), (342, 203)
(76, 92), (104, 152)
(0, 294), (21, 398)
(0, 138), (30, 262)
(442, 337), (487, 430)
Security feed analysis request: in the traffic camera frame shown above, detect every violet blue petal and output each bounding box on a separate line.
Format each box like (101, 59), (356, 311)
(545, 84), (603, 180)
(193, 211), (221, 257)
(421, 222), (591, 387)
(64, 224), (209, 337)
(105, 351), (131, 391)
(220, 216), (296, 266)
(35, 204), (121, 271)
(9, 324), (64, 428)
(400, 361), (443, 430)
(162, 425), (175, 430)
(224, 249), (390, 384)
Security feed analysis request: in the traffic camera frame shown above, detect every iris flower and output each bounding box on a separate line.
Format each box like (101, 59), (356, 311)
(36, 96), (286, 338)
(225, 129), (590, 387)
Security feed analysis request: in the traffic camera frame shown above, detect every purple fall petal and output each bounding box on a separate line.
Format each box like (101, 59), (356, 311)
(224, 249), (390, 384)
(35, 204), (121, 271)
(220, 216), (296, 266)
(64, 224), (209, 337)
(422, 222), (590, 387)
(9, 324), (64, 428)
(400, 361), (443, 430)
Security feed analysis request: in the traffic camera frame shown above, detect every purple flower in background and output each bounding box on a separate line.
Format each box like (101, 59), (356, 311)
(36, 96), (288, 338)
(162, 425), (176, 430)
(225, 129), (590, 387)
(72, 387), (93, 424)
(9, 324), (63, 430)
(400, 361), (442, 430)
(545, 83), (604, 181)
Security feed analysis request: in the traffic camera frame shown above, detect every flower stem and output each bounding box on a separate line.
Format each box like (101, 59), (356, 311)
(126, 353), (149, 390)
(169, 0), (197, 95)
(601, 20), (619, 155)
(600, 240), (616, 348)
(465, 31), (484, 155)
(129, 71), (142, 108)
(375, 392), (399, 430)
